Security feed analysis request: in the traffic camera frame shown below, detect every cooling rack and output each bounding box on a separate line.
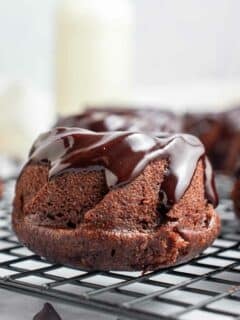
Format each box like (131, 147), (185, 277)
(0, 175), (240, 320)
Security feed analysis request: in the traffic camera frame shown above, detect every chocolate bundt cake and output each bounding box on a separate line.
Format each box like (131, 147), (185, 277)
(13, 128), (220, 271)
(183, 107), (240, 175)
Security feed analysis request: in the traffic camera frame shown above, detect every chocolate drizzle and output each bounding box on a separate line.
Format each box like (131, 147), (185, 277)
(29, 128), (218, 208)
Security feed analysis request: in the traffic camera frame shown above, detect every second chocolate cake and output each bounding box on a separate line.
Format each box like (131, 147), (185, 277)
(183, 107), (240, 175)
(13, 128), (220, 271)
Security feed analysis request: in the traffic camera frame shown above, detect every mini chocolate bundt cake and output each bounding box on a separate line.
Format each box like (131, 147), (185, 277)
(183, 112), (225, 169)
(183, 107), (240, 175)
(222, 108), (240, 174)
(13, 128), (220, 271)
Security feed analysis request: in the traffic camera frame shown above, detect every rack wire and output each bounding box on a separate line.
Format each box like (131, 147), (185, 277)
(0, 174), (240, 320)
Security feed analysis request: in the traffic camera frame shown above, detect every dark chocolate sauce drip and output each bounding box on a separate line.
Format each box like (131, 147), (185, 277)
(33, 303), (62, 320)
(29, 128), (218, 208)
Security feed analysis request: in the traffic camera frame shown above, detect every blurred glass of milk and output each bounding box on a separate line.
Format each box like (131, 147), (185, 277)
(56, 0), (134, 115)
(0, 81), (54, 158)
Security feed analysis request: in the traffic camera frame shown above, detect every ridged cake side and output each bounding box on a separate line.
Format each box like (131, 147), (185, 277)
(13, 158), (220, 271)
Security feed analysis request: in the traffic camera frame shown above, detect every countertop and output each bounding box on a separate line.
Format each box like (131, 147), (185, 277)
(0, 288), (115, 320)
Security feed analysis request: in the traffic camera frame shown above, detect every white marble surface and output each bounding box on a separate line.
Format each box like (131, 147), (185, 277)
(0, 288), (115, 320)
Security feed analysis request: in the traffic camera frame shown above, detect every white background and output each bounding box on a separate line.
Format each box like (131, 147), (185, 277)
(0, 0), (240, 91)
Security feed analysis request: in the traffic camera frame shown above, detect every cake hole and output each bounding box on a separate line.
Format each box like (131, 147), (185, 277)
(139, 198), (149, 205)
(20, 194), (24, 211)
(157, 204), (170, 215)
(47, 213), (55, 220)
(203, 217), (210, 227)
(140, 221), (149, 230)
(67, 221), (76, 229)
(56, 213), (63, 218)
(157, 190), (171, 215)
(167, 216), (178, 222)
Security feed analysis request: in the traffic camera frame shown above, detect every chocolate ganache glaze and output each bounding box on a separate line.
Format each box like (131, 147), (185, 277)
(56, 108), (182, 133)
(29, 128), (218, 208)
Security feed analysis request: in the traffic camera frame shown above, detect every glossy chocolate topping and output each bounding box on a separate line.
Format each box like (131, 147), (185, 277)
(56, 108), (182, 133)
(33, 303), (62, 320)
(29, 128), (218, 208)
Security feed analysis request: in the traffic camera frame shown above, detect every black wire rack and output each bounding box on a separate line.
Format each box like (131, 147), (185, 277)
(0, 175), (240, 320)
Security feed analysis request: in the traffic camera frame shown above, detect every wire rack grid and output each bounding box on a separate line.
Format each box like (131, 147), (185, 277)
(0, 175), (240, 320)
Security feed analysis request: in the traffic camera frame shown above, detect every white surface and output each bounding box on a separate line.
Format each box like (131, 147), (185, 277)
(0, 289), (115, 320)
